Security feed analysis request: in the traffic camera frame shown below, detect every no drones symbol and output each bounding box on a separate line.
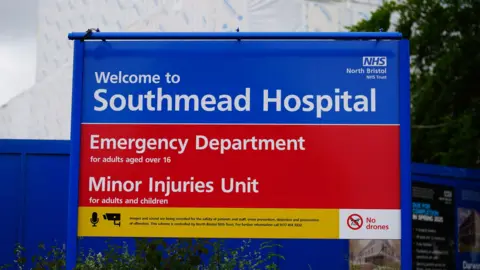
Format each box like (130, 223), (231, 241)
(347, 214), (363, 230)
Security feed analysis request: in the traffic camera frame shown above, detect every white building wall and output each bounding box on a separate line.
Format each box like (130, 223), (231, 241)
(0, 0), (385, 140)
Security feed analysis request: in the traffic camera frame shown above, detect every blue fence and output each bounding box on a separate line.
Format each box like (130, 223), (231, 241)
(0, 140), (70, 266)
(1, 139), (480, 268)
(411, 163), (480, 270)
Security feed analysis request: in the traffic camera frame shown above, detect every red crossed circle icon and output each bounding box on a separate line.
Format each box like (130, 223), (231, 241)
(347, 214), (363, 230)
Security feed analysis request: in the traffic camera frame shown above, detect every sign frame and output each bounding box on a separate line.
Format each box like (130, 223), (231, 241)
(66, 32), (411, 270)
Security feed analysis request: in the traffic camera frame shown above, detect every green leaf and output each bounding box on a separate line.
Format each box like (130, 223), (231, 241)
(348, 0), (480, 168)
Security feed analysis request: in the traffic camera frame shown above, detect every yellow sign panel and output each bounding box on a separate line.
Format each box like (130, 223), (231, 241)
(78, 207), (339, 239)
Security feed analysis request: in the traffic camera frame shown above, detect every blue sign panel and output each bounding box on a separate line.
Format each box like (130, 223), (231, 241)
(66, 32), (411, 270)
(81, 41), (400, 124)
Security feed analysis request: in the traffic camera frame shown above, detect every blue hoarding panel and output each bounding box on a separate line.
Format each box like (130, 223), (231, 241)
(456, 184), (480, 270)
(277, 239), (349, 269)
(23, 154), (70, 262)
(413, 163), (480, 180)
(0, 153), (21, 265)
(0, 140), (70, 267)
(412, 167), (480, 270)
(4, 136), (480, 269)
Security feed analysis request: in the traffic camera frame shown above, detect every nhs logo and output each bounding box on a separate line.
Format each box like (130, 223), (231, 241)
(362, 56), (387, 67)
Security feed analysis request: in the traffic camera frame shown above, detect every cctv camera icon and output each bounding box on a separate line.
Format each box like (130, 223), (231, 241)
(103, 213), (121, 227)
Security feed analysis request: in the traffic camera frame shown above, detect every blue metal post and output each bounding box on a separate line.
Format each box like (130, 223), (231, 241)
(399, 39), (412, 270)
(66, 39), (84, 270)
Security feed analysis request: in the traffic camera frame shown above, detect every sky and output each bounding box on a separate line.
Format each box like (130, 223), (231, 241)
(0, 0), (38, 106)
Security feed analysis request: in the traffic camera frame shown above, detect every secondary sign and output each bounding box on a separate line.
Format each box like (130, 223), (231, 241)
(71, 37), (406, 241)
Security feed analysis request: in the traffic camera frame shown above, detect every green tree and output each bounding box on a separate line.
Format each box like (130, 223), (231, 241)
(347, 0), (480, 168)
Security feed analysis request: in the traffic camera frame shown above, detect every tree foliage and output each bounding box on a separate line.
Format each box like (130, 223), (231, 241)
(348, 0), (480, 168)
